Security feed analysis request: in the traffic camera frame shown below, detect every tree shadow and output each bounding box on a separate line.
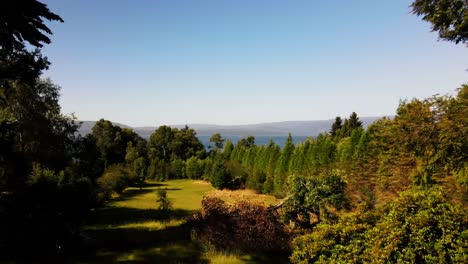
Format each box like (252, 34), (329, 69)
(129, 182), (167, 188)
(78, 213), (208, 263)
(155, 187), (182, 191)
(89, 207), (196, 226)
(112, 188), (155, 202)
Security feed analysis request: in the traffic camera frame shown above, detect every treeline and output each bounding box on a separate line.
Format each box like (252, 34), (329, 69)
(1, 0), (467, 262)
(206, 89), (467, 207)
(83, 85), (467, 211)
(194, 88), (468, 263)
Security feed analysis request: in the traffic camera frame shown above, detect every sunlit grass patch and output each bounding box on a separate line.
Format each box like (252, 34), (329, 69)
(206, 189), (279, 206)
(81, 180), (284, 263)
(203, 249), (253, 264)
(113, 219), (185, 230)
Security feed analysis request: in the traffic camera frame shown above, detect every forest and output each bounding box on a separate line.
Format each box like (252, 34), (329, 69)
(0, 0), (467, 263)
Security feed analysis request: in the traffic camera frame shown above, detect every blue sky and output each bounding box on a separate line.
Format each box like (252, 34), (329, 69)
(42, 0), (467, 126)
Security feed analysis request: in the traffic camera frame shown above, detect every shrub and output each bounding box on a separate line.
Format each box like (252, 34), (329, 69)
(191, 197), (291, 253)
(290, 188), (468, 264)
(284, 174), (348, 227)
(97, 164), (131, 201)
(209, 159), (231, 189)
(156, 189), (172, 211)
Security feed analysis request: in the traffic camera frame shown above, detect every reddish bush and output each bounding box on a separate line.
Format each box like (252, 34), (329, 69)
(191, 197), (291, 253)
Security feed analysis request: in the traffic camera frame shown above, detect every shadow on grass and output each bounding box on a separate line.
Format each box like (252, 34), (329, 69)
(112, 188), (155, 202)
(79, 217), (208, 263)
(129, 182), (168, 188)
(89, 207), (196, 226)
(155, 187), (182, 191)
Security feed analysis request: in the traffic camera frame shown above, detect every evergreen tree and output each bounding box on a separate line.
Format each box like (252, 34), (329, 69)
(330, 116), (343, 137)
(223, 140), (234, 158)
(274, 133), (295, 196)
(348, 112), (363, 131)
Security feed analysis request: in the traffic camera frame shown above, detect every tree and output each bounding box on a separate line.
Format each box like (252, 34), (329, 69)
(340, 112), (363, 138)
(147, 125), (204, 179)
(223, 140), (234, 158)
(156, 190), (172, 211)
(91, 120), (142, 167)
(411, 0), (468, 45)
(0, 78), (78, 189)
(330, 116), (342, 137)
(274, 134), (295, 196)
(284, 174), (348, 227)
(209, 133), (225, 151)
(185, 156), (204, 179)
(210, 157), (231, 189)
(171, 126), (205, 160)
(148, 125), (173, 162)
(237, 135), (255, 148)
(347, 112), (363, 131)
(0, 0), (63, 51)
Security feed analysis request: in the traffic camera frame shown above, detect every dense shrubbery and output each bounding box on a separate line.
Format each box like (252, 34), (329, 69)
(191, 197), (291, 253)
(291, 188), (468, 264)
(97, 164), (132, 201)
(156, 189), (172, 211)
(284, 174), (348, 227)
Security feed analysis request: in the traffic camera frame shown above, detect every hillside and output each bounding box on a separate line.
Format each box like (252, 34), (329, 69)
(78, 116), (384, 138)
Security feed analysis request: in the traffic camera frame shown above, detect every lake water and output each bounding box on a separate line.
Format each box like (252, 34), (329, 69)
(197, 135), (309, 148)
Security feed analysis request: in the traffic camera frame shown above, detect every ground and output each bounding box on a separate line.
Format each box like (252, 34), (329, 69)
(75, 180), (286, 263)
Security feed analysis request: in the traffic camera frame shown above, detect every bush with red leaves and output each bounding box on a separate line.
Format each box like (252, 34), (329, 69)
(191, 196), (291, 253)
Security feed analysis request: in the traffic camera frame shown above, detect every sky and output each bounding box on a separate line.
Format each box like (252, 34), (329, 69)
(41, 0), (468, 127)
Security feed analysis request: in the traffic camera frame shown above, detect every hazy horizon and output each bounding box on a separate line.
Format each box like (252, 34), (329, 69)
(79, 114), (388, 127)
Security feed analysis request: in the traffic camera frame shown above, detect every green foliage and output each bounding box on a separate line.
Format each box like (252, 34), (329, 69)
(290, 207), (376, 264)
(156, 189), (172, 211)
(132, 157), (147, 186)
(209, 133), (225, 151)
(147, 125), (205, 179)
(92, 120), (143, 167)
(363, 188), (467, 263)
(284, 174), (348, 226)
(223, 139), (234, 158)
(0, 78), (79, 188)
(97, 164), (131, 200)
(185, 156), (205, 179)
(169, 158), (186, 179)
(330, 116), (342, 137)
(291, 188), (468, 264)
(237, 135), (256, 148)
(411, 0), (467, 45)
(274, 134), (295, 197)
(209, 158), (232, 189)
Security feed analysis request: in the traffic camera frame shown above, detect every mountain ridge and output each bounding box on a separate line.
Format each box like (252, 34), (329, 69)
(78, 116), (388, 138)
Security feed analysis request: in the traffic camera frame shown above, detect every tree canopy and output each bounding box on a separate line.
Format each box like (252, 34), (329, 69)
(411, 0), (468, 45)
(0, 0), (63, 50)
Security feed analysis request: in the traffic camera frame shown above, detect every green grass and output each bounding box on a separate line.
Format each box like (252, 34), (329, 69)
(77, 180), (287, 263)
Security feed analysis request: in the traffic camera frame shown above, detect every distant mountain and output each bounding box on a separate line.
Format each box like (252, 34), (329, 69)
(77, 116), (386, 138)
(77, 121), (131, 135)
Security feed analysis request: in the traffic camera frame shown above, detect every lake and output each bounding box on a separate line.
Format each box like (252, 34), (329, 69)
(197, 135), (310, 148)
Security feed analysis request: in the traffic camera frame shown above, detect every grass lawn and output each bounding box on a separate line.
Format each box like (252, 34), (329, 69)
(76, 180), (287, 263)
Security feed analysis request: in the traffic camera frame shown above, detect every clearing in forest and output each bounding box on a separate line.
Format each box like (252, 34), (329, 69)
(78, 180), (285, 263)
